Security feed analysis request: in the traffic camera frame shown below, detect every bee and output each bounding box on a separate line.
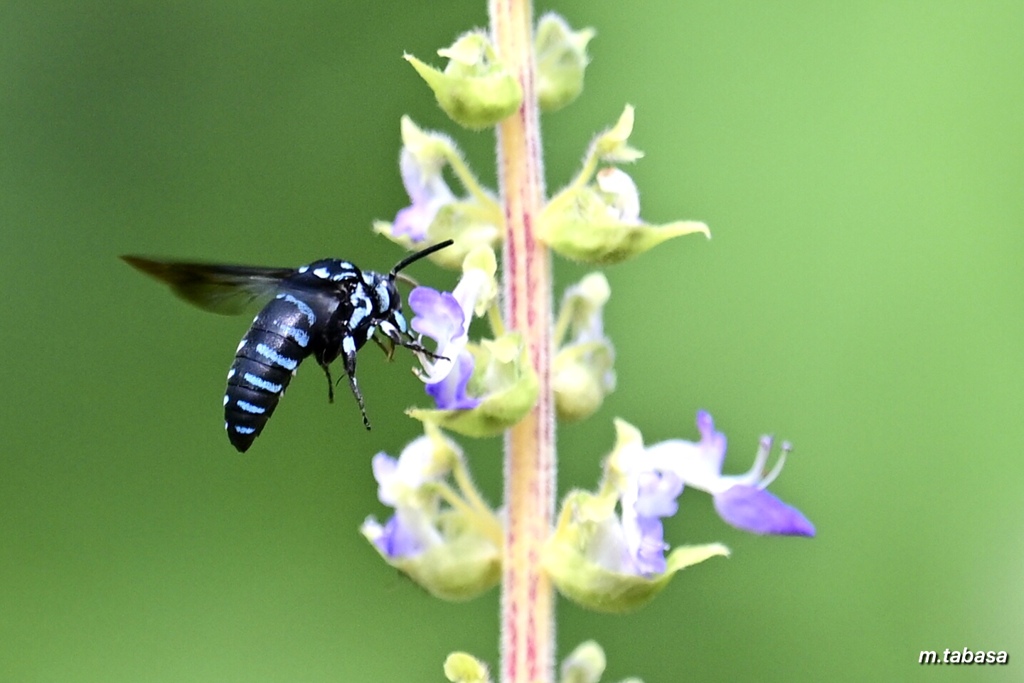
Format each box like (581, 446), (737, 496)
(123, 240), (453, 452)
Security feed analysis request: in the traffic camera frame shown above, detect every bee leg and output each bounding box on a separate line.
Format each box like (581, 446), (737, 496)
(399, 337), (448, 362)
(379, 321), (447, 362)
(371, 334), (396, 361)
(318, 362), (336, 403)
(341, 334), (371, 430)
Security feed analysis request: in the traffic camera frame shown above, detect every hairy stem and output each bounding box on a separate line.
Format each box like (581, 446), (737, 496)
(489, 1), (555, 682)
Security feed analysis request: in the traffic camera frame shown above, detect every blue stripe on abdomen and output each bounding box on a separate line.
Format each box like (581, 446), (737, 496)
(243, 372), (282, 393)
(254, 342), (298, 370)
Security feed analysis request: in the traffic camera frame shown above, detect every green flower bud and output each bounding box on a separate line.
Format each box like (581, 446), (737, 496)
(408, 333), (539, 438)
(444, 652), (492, 683)
(553, 351), (604, 421)
(554, 343), (613, 421)
(560, 641), (606, 683)
(554, 273), (615, 422)
(536, 13), (595, 113)
(406, 31), (523, 130)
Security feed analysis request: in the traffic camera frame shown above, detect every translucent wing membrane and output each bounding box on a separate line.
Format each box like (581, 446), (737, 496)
(121, 256), (294, 315)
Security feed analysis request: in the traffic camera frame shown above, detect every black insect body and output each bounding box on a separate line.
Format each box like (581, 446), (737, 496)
(123, 240), (453, 452)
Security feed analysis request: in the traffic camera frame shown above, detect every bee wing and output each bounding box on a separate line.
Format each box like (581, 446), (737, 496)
(122, 256), (296, 315)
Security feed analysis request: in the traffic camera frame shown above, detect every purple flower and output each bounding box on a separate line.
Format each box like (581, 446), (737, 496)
(713, 483), (815, 536)
(392, 148), (455, 242)
(371, 445), (438, 506)
(361, 435), (449, 559)
(408, 256), (496, 409)
(620, 469), (684, 574)
(408, 285), (471, 400)
(646, 411), (815, 537)
(407, 288), (481, 409)
(368, 508), (441, 558)
(360, 429), (502, 599)
(425, 350), (481, 410)
(588, 420), (689, 577)
(409, 286), (467, 383)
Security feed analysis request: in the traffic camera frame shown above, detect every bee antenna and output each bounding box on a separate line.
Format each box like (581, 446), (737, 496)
(389, 240), (454, 279)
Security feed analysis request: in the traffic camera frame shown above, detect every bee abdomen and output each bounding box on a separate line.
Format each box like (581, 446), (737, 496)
(222, 293), (325, 452)
(223, 360), (287, 453)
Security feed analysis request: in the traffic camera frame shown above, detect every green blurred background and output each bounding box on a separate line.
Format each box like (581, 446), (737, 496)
(2, 1), (1021, 681)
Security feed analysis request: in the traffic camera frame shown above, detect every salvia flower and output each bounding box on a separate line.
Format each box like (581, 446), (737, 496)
(361, 426), (501, 601)
(539, 106), (710, 264)
(644, 411), (816, 537)
(410, 246), (498, 388)
(392, 145), (455, 243)
(374, 117), (501, 270)
(408, 333), (539, 438)
(544, 419), (729, 613)
(553, 272), (616, 421)
(407, 248), (538, 438)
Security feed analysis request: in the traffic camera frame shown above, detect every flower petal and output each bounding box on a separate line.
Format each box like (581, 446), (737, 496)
(633, 470), (683, 518)
(630, 515), (668, 575)
(426, 350), (481, 410)
(371, 452), (400, 505)
(409, 286), (468, 384)
(595, 167), (640, 223)
(363, 513), (426, 558)
(393, 148), (455, 241)
(409, 287), (465, 344)
(643, 411), (728, 494)
(713, 485), (816, 537)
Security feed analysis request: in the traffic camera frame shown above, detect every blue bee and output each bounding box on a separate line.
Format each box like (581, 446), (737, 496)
(123, 240), (453, 452)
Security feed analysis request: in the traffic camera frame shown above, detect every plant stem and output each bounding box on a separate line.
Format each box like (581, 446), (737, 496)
(489, 1), (555, 683)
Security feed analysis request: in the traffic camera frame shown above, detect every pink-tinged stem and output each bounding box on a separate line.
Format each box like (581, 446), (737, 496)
(489, 1), (555, 682)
